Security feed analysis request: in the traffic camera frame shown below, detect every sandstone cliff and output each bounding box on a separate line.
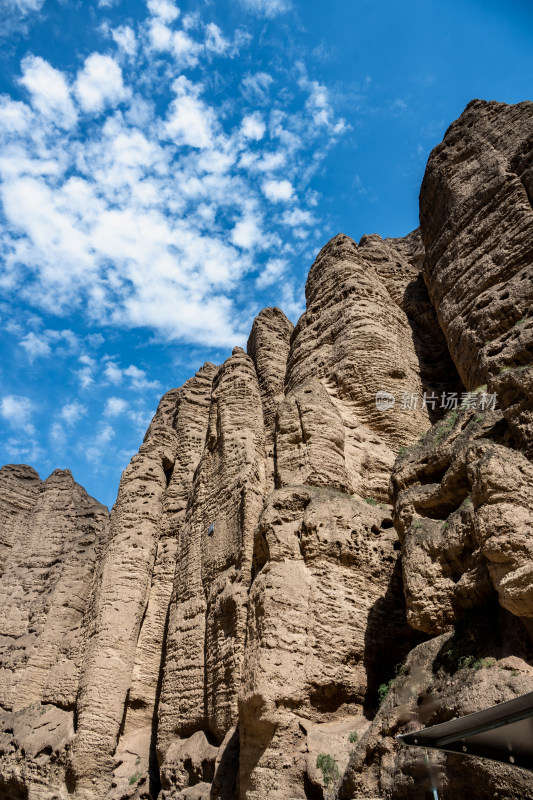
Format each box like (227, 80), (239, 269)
(0, 98), (532, 800)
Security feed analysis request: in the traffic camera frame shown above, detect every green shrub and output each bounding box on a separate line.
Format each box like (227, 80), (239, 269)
(348, 731), (359, 744)
(128, 772), (142, 786)
(436, 408), (460, 442)
(378, 680), (392, 705)
(477, 657), (497, 669)
(457, 654), (477, 670)
(316, 753), (340, 788)
(458, 654), (497, 671)
(364, 497), (378, 506)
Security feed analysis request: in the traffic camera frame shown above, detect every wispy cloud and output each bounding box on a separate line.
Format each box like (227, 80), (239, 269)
(60, 401), (87, 425)
(237, 0), (292, 18)
(104, 396), (128, 416)
(0, 394), (35, 435)
(5, 0), (45, 14)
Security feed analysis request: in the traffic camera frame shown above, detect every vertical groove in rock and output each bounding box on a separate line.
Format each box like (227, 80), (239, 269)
(69, 386), (182, 797)
(358, 229), (464, 416)
(247, 307), (294, 490)
(158, 348), (266, 762)
(109, 364), (217, 798)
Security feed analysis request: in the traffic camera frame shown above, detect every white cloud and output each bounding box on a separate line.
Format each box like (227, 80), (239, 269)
(0, 98), (32, 134)
(205, 23), (229, 55)
(75, 53), (128, 113)
(0, 394), (35, 435)
(123, 365), (161, 391)
(262, 179), (294, 202)
(256, 258), (286, 289)
(19, 55), (77, 129)
(241, 112), (265, 141)
(20, 331), (51, 361)
(147, 0), (180, 22)
(171, 29), (202, 67)
(5, 435), (43, 464)
(240, 72), (273, 104)
(282, 207), (315, 227)
(86, 423), (115, 463)
(231, 214), (262, 249)
(280, 279), (305, 321)
(5, 0), (45, 14)
(101, 362), (160, 391)
(77, 355), (96, 388)
(391, 98), (408, 110)
(60, 401), (87, 425)
(103, 361), (123, 384)
(164, 77), (216, 148)
(112, 25), (138, 57)
(19, 328), (80, 362)
(50, 421), (66, 448)
(297, 65), (348, 135)
(238, 0), (291, 17)
(104, 396), (128, 416)
(256, 151), (286, 172)
(148, 19), (173, 50)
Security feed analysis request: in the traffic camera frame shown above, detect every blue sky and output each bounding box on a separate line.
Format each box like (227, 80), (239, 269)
(0, 0), (531, 509)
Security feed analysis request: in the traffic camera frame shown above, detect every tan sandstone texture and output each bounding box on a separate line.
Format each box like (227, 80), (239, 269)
(1, 98), (533, 800)
(0, 466), (109, 799)
(420, 99), (533, 458)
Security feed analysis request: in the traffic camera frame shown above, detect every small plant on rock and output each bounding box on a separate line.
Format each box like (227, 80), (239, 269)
(128, 771), (142, 786)
(316, 753), (340, 789)
(378, 679), (393, 705)
(348, 731), (359, 744)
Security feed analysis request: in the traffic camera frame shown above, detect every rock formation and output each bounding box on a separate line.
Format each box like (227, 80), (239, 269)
(0, 98), (532, 800)
(0, 466), (109, 799)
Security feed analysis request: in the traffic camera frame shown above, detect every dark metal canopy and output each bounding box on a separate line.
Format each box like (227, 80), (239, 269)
(397, 691), (533, 771)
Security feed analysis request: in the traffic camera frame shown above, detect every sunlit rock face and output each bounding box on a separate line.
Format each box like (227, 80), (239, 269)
(420, 99), (533, 458)
(1, 100), (532, 800)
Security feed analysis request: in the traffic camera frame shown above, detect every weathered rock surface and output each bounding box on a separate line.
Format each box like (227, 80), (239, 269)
(239, 486), (415, 799)
(0, 465), (109, 798)
(391, 400), (533, 636)
(285, 232), (434, 500)
(71, 363), (217, 799)
(247, 307), (294, 489)
(1, 98), (533, 800)
(420, 99), (533, 457)
(157, 348), (266, 758)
